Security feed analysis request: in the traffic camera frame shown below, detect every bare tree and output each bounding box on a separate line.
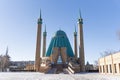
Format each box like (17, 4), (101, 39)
(93, 60), (99, 70)
(0, 56), (3, 71)
(100, 52), (104, 57)
(94, 60), (98, 66)
(0, 47), (10, 72)
(104, 51), (112, 56)
(100, 50), (115, 58)
(0, 55), (10, 72)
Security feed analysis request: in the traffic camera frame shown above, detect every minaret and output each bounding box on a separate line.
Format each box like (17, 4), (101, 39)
(78, 10), (85, 72)
(35, 10), (42, 71)
(5, 46), (10, 58)
(74, 26), (78, 59)
(42, 25), (47, 57)
(5, 46), (8, 55)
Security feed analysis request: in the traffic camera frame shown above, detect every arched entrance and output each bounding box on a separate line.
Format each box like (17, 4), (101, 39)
(51, 47), (68, 72)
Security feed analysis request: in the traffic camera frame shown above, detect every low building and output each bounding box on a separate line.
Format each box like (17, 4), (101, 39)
(85, 62), (94, 72)
(99, 52), (120, 75)
(85, 62), (98, 72)
(9, 61), (34, 71)
(25, 64), (35, 71)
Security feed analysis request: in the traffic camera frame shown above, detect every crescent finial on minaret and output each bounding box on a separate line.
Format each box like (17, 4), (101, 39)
(38, 9), (42, 24)
(40, 9), (42, 19)
(45, 24), (46, 32)
(78, 9), (83, 24)
(79, 9), (82, 19)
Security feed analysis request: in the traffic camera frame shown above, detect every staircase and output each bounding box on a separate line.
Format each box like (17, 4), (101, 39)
(46, 68), (57, 74)
(63, 68), (73, 74)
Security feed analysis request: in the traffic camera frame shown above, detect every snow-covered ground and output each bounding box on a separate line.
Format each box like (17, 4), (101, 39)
(0, 72), (120, 80)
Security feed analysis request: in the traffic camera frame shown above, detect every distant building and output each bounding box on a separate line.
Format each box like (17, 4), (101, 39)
(85, 62), (98, 72)
(99, 52), (120, 75)
(85, 62), (94, 72)
(25, 64), (35, 71)
(9, 61), (34, 71)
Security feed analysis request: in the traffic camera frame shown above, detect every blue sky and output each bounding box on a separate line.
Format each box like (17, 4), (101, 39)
(0, 0), (120, 64)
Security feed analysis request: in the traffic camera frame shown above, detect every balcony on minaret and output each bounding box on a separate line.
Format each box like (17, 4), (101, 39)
(74, 32), (77, 36)
(78, 18), (83, 24)
(43, 32), (47, 36)
(38, 18), (42, 24)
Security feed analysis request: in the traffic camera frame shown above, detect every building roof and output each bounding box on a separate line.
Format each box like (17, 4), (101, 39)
(46, 30), (74, 57)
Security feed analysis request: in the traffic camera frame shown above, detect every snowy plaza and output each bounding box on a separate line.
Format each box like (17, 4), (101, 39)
(0, 72), (120, 80)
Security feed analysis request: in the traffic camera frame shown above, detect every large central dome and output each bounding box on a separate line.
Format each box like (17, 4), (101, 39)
(46, 30), (74, 57)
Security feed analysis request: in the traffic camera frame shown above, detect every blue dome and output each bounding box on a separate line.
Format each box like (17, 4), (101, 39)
(46, 30), (74, 57)
(55, 30), (66, 37)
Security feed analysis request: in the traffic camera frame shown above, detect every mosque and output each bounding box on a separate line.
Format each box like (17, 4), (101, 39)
(35, 11), (85, 73)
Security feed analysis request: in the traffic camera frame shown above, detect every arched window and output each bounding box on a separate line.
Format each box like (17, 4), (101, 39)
(57, 54), (62, 64)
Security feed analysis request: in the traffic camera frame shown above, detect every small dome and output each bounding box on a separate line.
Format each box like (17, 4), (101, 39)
(46, 30), (74, 57)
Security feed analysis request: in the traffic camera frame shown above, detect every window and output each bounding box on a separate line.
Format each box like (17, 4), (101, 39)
(100, 66), (102, 73)
(103, 65), (105, 73)
(57, 48), (63, 64)
(57, 54), (62, 64)
(106, 65), (108, 73)
(110, 64), (112, 73)
(114, 64), (117, 73)
(119, 63), (120, 73)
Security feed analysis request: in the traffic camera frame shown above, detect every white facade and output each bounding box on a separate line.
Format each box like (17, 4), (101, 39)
(99, 52), (120, 75)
